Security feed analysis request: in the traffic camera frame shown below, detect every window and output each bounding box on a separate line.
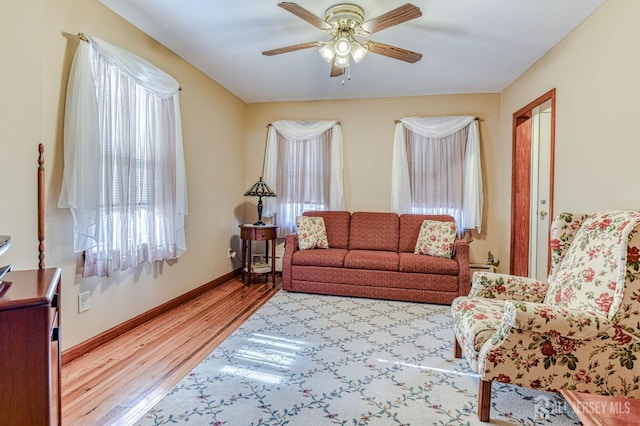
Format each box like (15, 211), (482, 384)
(391, 116), (483, 233)
(59, 35), (188, 278)
(263, 121), (344, 237)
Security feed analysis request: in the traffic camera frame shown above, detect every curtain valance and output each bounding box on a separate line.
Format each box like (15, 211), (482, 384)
(89, 36), (180, 98)
(398, 116), (477, 138)
(269, 120), (338, 140)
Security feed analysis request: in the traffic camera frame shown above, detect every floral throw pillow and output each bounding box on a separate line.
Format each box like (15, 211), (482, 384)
(414, 220), (457, 258)
(296, 216), (329, 250)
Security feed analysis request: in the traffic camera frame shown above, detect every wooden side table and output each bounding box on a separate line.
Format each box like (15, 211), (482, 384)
(561, 390), (640, 425)
(239, 224), (278, 287)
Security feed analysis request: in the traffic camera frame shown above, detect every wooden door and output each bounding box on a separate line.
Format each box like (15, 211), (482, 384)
(510, 89), (556, 277)
(511, 117), (532, 276)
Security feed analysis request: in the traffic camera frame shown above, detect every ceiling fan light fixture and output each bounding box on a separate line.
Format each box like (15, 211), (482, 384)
(350, 40), (368, 63)
(263, 2), (423, 80)
(335, 37), (352, 56)
(319, 42), (336, 62)
(334, 53), (350, 68)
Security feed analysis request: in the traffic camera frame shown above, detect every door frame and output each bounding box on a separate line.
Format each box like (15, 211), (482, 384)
(510, 88), (556, 276)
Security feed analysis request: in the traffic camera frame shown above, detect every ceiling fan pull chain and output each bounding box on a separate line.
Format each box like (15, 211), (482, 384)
(340, 65), (352, 86)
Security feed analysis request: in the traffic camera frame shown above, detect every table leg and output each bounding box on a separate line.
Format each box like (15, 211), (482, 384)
(265, 240), (270, 284)
(247, 240), (252, 285)
(271, 237), (276, 287)
(241, 239), (246, 283)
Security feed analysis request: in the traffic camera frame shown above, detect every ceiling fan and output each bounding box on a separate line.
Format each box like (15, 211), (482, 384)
(262, 2), (423, 78)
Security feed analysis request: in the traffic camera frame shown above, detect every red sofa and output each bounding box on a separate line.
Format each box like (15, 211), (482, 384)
(282, 211), (470, 304)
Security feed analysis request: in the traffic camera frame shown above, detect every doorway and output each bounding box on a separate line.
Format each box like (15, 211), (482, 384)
(510, 89), (556, 279)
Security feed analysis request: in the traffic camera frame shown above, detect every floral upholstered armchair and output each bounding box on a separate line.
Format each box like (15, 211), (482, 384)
(451, 210), (640, 422)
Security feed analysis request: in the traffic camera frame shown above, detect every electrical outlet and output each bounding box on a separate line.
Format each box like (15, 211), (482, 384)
(78, 291), (90, 313)
(227, 248), (235, 259)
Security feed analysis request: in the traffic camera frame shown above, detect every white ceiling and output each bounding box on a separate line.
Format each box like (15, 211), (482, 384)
(98, 0), (606, 104)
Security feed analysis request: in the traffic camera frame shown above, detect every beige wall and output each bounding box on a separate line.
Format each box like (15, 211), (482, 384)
(1, 0), (44, 270)
(1, 0), (247, 349)
(499, 0), (640, 262)
(246, 94), (501, 265)
(3, 0), (631, 351)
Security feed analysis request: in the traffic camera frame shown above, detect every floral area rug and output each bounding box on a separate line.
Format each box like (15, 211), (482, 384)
(136, 291), (580, 425)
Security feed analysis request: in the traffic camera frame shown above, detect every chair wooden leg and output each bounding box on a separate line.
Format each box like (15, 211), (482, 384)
(478, 379), (492, 422)
(454, 338), (462, 358)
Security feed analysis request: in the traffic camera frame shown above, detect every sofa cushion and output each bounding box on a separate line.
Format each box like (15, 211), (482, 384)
(291, 267), (459, 293)
(399, 214), (456, 253)
(292, 248), (348, 268)
(399, 253), (459, 275)
(414, 219), (457, 258)
(344, 250), (399, 271)
(296, 216), (329, 250)
(348, 212), (399, 251)
(303, 211), (351, 249)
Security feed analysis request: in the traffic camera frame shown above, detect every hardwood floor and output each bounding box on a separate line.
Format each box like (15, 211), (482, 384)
(61, 276), (279, 426)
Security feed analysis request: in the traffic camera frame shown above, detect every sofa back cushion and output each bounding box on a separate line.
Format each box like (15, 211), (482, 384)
(303, 211), (351, 249)
(348, 212), (399, 251)
(399, 214), (456, 253)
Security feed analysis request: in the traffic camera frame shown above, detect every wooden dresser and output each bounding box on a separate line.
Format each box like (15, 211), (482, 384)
(0, 268), (62, 425)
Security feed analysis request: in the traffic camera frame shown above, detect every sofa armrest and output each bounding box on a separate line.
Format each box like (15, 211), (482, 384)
(503, 301), (612, 339)
(453, 239), (470, 296)
(469, 272), (549, 302)
(282, 234), (299, 290)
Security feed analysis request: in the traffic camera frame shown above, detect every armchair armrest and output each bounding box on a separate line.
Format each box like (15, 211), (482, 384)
(503, 300), (612, 339)
(469, 272), (549, 302)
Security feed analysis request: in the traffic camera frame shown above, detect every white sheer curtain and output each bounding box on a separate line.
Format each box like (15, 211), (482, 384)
(59, 35), (188, 278)
(391, 116), (483, 232)
(263, 120), (344, 237)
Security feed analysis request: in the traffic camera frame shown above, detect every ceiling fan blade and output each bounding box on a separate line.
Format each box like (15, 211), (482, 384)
(262, 41), (319, 56)
(361, 3), (422, 35)
(278, 2), (332, 31)
(330, 61), (345, 78)
(367, 41), (423, 63)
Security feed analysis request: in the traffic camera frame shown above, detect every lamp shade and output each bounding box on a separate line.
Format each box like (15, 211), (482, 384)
(350, 40), (368, 63)
(334, 54), (350, 68)
(244, 177), (276, 198)
(244, 177), (276, 226)
(335, 37), (351, 56)
(319, 42), (336, 63)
